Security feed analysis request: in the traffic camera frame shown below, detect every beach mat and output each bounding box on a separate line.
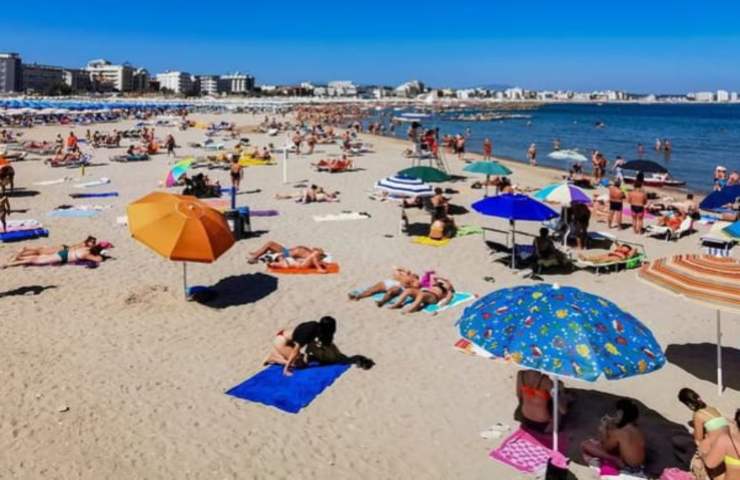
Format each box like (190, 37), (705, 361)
(251, 210), (279, 217)
(33, 177), (70, 186)
(411, 236), (450, 247)
(69, 192), (118, 199)
(226, 363), (350, 413)
(1, 219), (42, 233)
(268, 263), (340, 275)
(366, 291), (475, 314)
(313, 212), (370, 222)
(490, 428), (567, 474)
(455, 225), (484, 237)
(0, 228), (49, 243)
(48, 209), (98, 218)
(73, 177), (110, 188)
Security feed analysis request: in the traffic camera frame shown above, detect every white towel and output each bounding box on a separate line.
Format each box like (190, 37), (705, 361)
(116, 216), (128, 226)
(313, 212), (370, 222)
(33, 177), (71, 186)
(73, 177), (111, 188)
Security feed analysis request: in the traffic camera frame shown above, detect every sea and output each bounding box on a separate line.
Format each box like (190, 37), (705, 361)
(366, 103), (740, 193)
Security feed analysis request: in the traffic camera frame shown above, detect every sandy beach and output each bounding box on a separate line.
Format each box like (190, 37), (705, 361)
(1, 111), (738, 479)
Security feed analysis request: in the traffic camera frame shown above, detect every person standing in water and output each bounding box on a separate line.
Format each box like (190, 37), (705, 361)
(483, 138), (493, 160)
(527, 143), (537, 166)
(637, 144), (645, 158)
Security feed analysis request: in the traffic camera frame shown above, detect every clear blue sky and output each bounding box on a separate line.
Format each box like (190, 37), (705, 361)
(5, 0), (740, 93)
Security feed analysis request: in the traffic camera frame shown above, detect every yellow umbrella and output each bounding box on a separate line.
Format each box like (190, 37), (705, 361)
(127, 192), (235, 296)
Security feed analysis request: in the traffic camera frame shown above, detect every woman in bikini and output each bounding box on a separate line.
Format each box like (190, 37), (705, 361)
(679, 388), (733, 478)
(264, 317), (336, 376)
(349, 267), (420, 303)
(247, 241), (328, 273)
(578, 243), (636, 264)
(10, 236), (98, 260)
(516, 370), (568, 433)
(3, 244), (105, 268)
(390, 277), (454, 315)
(702, 409), (740, 480)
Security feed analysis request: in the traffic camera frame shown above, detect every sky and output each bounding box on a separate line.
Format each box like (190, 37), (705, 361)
(5, 0), (740, 93)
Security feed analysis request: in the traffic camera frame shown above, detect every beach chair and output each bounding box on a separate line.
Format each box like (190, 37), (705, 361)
(645, 217), (693, 241)
(571, 241), (647, 275)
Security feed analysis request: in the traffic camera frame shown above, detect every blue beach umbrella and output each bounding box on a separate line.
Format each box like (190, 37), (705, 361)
(456, 284), (666, 450)
(723, 221), (740, 239)
(472, 194), (558, 268)
(700, 185), (740, 211)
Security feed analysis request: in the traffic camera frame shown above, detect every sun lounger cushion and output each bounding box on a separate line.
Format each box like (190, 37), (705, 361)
(0, 228), (49, 242)
(268, 263), (340, 274)
(226, 363), (350, 413)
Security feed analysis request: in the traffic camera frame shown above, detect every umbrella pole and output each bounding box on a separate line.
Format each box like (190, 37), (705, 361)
(183, 262), (188, 299)
(485, 174), (489, 198)
(717, 310), (723, 395)
(511, 220), (516, 269)
(552, 375), (559, 452)
(282, 146), (288, 184)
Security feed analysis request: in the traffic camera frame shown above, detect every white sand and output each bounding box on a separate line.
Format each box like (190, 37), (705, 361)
(1, 112), (738, 479)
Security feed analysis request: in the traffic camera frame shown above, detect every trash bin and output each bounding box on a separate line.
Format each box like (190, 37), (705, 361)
(224, 209), (245, 240)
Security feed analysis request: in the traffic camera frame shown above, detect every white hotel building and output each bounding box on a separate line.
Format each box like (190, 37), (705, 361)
(156, 71), (194, 94)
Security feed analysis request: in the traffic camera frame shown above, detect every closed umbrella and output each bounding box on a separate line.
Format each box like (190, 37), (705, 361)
(456, 284), (665, 451)
(127, 192), (234, 298)
(472, 194), (558, 268)
(638, 254), (740, 394)
(397, 166), (450, 183)
(463, 161), (512, 197)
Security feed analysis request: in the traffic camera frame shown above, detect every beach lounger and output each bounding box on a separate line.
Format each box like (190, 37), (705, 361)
(572, 250), (646, 275)
(645, 217), (693, 241)
(700, 234), (737, 257)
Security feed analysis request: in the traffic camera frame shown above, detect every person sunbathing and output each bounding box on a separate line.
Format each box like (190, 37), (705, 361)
(349, 267), (421, 303)
(516, 370), (569, 433)
(389, 277), (454, 314)
(578, 243), (636, 264)
(275, 185), (339, 203)
(313, 156), (353, 172)
(263, 316), (337, 376)
(3, 244), (106, 268)
(247, 241), (329, 273)
(656, 210), (686, 231)
(581, 399), (647, 472)
(10, 236), (98, 259)
(429, 208), (456, 240)
(701, 409), (740, 480)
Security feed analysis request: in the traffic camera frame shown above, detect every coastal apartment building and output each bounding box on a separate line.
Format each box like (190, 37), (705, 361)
(22, 63), (65, 93)
(156, 71), (194, 94)
(219, 72), (254, 94)
(196, 75), (220, 95)
(0, 53), (23, 93)
(132, 68), (151, 92)
(86, 59), (134, 92)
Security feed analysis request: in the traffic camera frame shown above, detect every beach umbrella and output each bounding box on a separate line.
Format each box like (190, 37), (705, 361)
(374, 175), (434, 198)
(621, 160), (668, 174)
(127, 192), (234, 298)
(723, 221), (740, 239)
(165, 158), (194, 187)
(397, 166), (450, 183)
(456, 284), (665, 450)
(547, 149), (588, 163)
(472, 194), (558, 268)
(463, 161), (512, 197)
(533, 182), (592, 206)
(699, 185), (740, 211)
(638, 254), (740, 394)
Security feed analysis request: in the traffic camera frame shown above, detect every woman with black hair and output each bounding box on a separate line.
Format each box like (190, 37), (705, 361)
(679, 388), (730, 446)
(264, 317), (337, 376)
(581, 398), (646, 471)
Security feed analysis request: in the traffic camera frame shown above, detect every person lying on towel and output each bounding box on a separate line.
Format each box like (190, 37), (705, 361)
(388, 277), (455, 315)
(3, 243), (108, 268)
(274, 184), (339, 203)
(9, 235), (99, 258)
(348, 266), (420, 303)
(247, 241), (329, 273)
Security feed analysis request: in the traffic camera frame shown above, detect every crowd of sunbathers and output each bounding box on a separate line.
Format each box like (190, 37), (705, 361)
(349, 266), (455, 314)
(2, 235), (112, 268)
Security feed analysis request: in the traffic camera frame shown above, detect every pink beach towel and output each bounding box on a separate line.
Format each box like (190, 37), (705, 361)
(600, 460), (621, 477)
(489, 428), (568, 474)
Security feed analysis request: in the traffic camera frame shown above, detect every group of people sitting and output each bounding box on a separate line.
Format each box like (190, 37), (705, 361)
(247, 241), (330, 273)
(349, 267), (455, 314)
(88, 130), (122, 148)
(2, 235), (111, 268)
(181, 173), (221, 198)
(274, 184), (339, 203)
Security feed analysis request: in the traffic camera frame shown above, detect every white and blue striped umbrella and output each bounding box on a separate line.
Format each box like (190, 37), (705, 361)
(374, 175), (434, 197)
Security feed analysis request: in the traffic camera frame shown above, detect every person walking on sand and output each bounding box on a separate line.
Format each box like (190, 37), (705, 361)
(627, 180), (647, 234)
(165, 134), (176, 159)
(527, 143), (537, 166)
(483, 138), (493, 160)
(230, 157), (243, 191)
(456, 134), (466, 161)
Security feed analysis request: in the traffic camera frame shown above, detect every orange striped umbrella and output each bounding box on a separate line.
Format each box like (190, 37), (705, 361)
(127, 192), (235, 297)
(639, 254), (740, 394)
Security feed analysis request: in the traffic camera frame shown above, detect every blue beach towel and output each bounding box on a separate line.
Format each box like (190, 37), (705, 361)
(359, 291), (476, 314)
(0, 228), (49, 243)
(48, 209), (98, 218)
(69, 192), (119, 199)
(226, 363), (350, 413)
